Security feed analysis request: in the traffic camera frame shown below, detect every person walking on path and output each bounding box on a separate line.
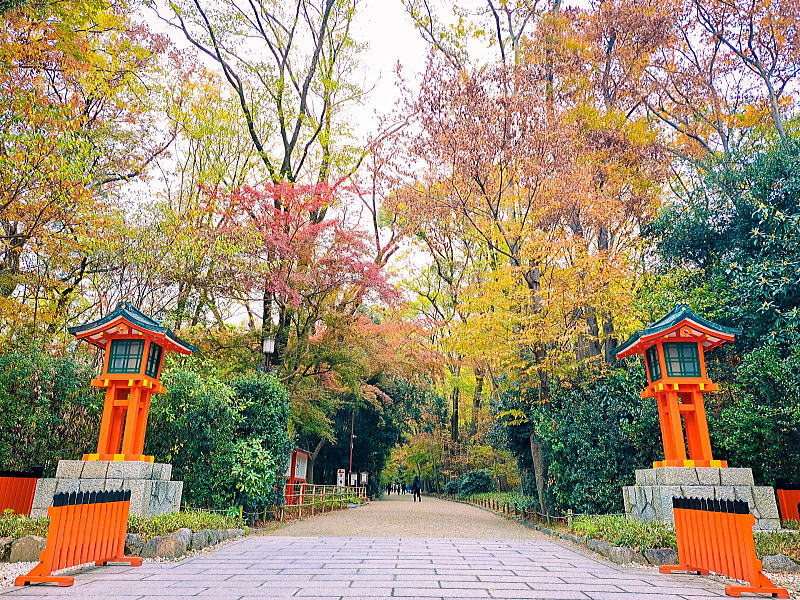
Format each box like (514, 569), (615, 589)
(386, 481), (392, 496)
(411, 476), (421, 502)
(401, 482), (407, 495)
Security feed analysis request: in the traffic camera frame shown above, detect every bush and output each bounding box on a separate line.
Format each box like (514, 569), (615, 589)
(0, 351), (101, 473)
(466, 491), (538, 511)
(1, 508), (244, 541)
(568, 515), (676, 551)
(710, 344), (800, 486)
(489, 368), (661, 514)
(458, 470), (494, 497)
(755, 531), (800, 562)
(126, 510), (243, 540)
(445, 479), (460, 495)
(535, 368), (661, 514)
(231, 372), (293, 508)
(146, 369), (292, 513)
(0, 509), (49, 539)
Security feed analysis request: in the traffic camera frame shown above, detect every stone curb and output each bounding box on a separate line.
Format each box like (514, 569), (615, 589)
(442, 496), (800, 573)
(1, 528), (247, 563)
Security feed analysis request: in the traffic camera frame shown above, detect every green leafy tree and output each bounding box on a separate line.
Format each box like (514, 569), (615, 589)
(710, 344), (800, 485)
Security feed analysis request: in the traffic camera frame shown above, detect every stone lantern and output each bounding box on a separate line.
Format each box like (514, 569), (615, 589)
(31, 303), (196, 517)
(617, 304), (780, 529)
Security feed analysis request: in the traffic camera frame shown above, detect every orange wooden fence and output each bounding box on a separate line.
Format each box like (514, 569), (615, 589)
(660, 496), (788, 598)
(776, 488), (800, 522)
(0, 467), (43, 516)
(16, 489), (141, 587)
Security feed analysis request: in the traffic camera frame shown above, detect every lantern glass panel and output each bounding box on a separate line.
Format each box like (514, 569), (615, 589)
(645, 345), (661, 381)
(108, 339), (145, 373)
(663, 342), (701, 377)
(145, 342), (163, 378)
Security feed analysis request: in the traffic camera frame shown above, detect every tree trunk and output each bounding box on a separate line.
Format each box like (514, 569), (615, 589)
(450, 384), (460, 442)
(529, 429), (547, 515)
(307, 438), (325, 485)
(603, 315), (617, 365)
(470, 373), (484, 437)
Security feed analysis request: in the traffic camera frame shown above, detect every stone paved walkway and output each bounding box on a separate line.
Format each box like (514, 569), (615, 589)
(0, 496), (733, 599)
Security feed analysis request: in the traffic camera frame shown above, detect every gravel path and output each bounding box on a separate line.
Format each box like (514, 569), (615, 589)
(270, 494), (549, 539)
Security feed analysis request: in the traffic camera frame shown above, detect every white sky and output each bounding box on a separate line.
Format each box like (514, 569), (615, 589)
(348, 1), (430, 137)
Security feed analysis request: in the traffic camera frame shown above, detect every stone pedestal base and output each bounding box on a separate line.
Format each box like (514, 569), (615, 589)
(30, 460), (182, 518)
(623, 467), (780, 530)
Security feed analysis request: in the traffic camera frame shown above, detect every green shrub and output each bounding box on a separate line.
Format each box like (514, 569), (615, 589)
(535, 369), (661, 514)
(146, 369), (292, 513)
(0, 351), (101, 473)
(710, 344), (800, 486)
(489, 369), (660, 514)
(445, 480), (460, 495)
(755, 531), (800, 562)
(466, 491), (538, 511)
(126, 510), (243, 540)
(1, 509), (244, 541)
(568, 515), (676, 551)
(0, 509), (49, 539)
(783, 520), (800, 531)
(458, 470), (494, 497)
(230, 372), (293, 508)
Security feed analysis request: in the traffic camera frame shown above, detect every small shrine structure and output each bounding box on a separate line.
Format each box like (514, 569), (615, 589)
(284, 448), (310, 505)
(68, 302), (198, 462)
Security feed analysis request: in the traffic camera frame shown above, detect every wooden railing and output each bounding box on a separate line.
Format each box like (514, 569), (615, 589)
(280, 484), (367, 521)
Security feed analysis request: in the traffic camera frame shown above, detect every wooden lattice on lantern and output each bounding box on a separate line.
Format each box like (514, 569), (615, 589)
(68, 303), (198, 463)
(616, 304), (741, 469)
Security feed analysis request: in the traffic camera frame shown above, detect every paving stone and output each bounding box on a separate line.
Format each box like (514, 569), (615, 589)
(0, 499), (737, 599)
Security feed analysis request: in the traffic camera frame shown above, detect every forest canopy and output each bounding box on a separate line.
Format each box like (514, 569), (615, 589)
(1, 0), (798, 513)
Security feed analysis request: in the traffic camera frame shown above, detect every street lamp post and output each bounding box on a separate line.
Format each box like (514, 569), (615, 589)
(262, 335), (275, 373)
(348, 409), (355, 483)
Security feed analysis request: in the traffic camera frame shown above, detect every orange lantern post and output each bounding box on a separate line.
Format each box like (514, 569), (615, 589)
(68, 302), (198, 463)
(615, 304), (741, 469)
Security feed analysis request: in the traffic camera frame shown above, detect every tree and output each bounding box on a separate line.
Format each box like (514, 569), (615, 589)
(161, 0), (364, 186)
(0, 0), (175, 345)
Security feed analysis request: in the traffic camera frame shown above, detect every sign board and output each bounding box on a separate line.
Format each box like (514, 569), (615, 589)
(336, 469), (346, 487)
(294, 452), (308, 480)
(348, 472), (358, 486)
(359, 472), (368, 485)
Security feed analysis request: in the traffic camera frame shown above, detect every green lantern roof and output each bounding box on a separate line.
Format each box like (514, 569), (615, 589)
(68, 302), (198, 354)
(615, 304), (741, 359)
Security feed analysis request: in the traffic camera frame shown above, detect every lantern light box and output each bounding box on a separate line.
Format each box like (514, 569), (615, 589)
(69, 302), (198, 463)
(616, 304), (742, 468)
